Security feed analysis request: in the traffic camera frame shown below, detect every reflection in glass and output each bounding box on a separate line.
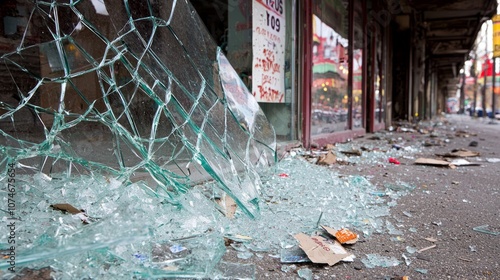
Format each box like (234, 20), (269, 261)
(311, 0), (349, 135)
(374, 31), (385, 123)
(352, 0), (364, 128)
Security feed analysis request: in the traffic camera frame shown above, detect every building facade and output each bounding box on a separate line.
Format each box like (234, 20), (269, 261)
(1, 0), (497, 149)
(191, 0), (497, 148)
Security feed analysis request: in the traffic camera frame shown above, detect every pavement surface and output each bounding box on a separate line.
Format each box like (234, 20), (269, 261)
(9, 114), (500, 280)
(222, 114), (500, 280)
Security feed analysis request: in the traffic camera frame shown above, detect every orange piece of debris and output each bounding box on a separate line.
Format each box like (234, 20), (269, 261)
(335, 228), (358, 243)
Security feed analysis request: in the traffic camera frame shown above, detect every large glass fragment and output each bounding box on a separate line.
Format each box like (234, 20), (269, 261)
(0, 0), (275, 216)
(0, 0), (275, 277)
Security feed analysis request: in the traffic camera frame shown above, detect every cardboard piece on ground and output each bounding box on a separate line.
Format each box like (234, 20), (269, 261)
(293, 233), (353, 266)
(317, 151), (337, 165)
(414, 158), (451, 167)
(436, 149), (480, 158)
(321, 225), (359, 244)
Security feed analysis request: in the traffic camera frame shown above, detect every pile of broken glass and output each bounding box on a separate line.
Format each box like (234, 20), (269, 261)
(0, 0), (276, 278)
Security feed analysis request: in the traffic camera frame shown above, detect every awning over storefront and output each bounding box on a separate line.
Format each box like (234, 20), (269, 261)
(407, 0), (498, 92)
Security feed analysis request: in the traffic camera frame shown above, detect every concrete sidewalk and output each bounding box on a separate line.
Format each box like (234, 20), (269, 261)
(225, 114), (500, 279)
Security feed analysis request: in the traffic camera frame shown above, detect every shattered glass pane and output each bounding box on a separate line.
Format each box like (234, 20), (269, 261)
(214, 261), (256, 280)
(0, 0), (275, 216)
(297, 268), (313, 280)
(361, 254), (401, 268)
(0, 0), (275, 214)
(1, 0), (275, 277)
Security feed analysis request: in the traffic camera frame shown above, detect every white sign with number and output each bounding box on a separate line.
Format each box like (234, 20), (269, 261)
(252, 0), (286, 103)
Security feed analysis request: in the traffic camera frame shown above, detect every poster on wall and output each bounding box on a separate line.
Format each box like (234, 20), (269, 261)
(252, 0), (286, 103)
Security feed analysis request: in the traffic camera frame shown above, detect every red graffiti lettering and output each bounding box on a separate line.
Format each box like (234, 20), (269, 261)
(254, 49), (280, 74)
(256, 85), (283, 102)
(255, 27), (266, 35)
(311, 237), (331, 252)
(262, 74), (272, 85)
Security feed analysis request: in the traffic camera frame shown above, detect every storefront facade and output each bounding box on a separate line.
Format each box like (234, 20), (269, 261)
(191, 0), (299, 142)
(2, 0), (495, 150)
(192, 0), (395, 149)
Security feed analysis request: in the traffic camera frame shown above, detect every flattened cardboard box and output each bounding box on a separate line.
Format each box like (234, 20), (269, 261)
(293, 233), (353, 266)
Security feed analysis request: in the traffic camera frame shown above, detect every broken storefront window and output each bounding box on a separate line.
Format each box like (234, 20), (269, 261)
(0, 0), (275, 277)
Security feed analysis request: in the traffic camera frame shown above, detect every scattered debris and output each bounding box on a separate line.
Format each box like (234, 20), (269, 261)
(361, 254), (401, 268)
(50, 203), (93, 224)
(340, 149), (362, 156)
(214, 262), (256, 279)
(406, 246), (417, 254)
(397, 127), (416, 133)
(436, 149), (480, 158)
(50, 203), (83, 215)
(392, 144), (403, 150)
(316, 151), (337, 165)
(371, 191), (388, 197)
(281, 264), (297, 273)
(424, 237), (438, 243)
(293, 233), (353, 266)
(449, 159), (480, 166)
(414, 158), (452, 167)
(458, 257), (473, 262)
(224, 234), (253, 246)
(216, 194), (237, 218)
(389, 157), (401, 165)
(423, 139), (444, 147)
(402, 211), (413, 217)
(321, 225), (359, 244)
(325, 144), (335, 151)
(432, 221), (442, 226)
(469, 141), (478, 147)
(417, 244), (436, 253)
(280, 247), (311, 263)
(415, 268), (428, 274)
(472, 225), (500, 236)
(297, 268), (313, 280)
(402, 253), (411, 266)
(416, 254), (431, 262)
(237, 251), (254, 259)
(486, 158), (500, 163)
(368, 135), (382, 140)
(455, 130), (476, 137)
(278, 173), (290, 178)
